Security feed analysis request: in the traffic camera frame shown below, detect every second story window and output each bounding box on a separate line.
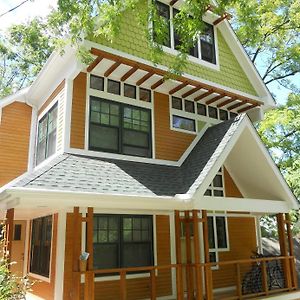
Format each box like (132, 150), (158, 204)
(89, 97), (152, 158)
(36, 103), (58, 165)
(154, 1), (216, 65)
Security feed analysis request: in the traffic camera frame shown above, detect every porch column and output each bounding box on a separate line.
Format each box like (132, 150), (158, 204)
(202, 210), (213, 300)
(5, 208), (14, 267)
(185, 211), (194, 300)
(276, 213), (293, 290)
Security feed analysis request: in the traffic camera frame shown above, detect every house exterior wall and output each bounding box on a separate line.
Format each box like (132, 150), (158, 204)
(90, 0), (257, 96)
(27, 214), (58, 300)
(0, 102), (32, 187)
(63, 213), (172, 300)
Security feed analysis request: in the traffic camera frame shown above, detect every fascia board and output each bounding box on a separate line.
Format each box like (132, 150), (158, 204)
(218, 21), (276, 109)
(5, 187), (191, 211)
(0, 87), (30, 109)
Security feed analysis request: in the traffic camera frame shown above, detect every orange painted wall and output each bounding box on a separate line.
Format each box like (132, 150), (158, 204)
(70, 72), (87, 149)
(0, 102), (32, 187)
(224, 168), (243, 198)
(154, 92), (195, 161)
(63, 214), (172, 300)
(28, 214), (58, 300)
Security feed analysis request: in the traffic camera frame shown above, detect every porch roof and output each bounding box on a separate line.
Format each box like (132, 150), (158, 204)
(10, 116), (241, 197)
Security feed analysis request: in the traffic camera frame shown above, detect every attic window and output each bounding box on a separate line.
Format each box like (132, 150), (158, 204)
(205, 168), (225, 197)
(154, 1), (217, 65)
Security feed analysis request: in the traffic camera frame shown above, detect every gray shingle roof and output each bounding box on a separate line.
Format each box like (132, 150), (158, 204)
(13, 115), (244, 197)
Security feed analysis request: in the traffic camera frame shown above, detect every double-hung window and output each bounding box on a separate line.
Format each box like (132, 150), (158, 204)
(154, 1), (216, 65)
(36, 103), (58, 165)
(30, 215), (52, 277)
(89, 97), (152, 158)
(93, 215), (153, 270)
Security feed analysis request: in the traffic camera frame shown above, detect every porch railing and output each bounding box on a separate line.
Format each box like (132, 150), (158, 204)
(77, 256), (297, 300)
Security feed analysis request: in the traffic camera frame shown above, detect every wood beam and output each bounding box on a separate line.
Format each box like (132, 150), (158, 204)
(87, 56), (103, 73)
(195, 89), (214, 102)
(169, 81), (189, 95)
(90, 48), (263, 107)
(182, 85), (203, 98)
(185, 211), (193, 300)
(151, 78), (165, 90)
(170, 0), (179, 5)
(227, 101), (245, 111)
(238, 104), (257, 113)
(121, 66), (138, 81)
(217, 97), (237, 108)
(213, 13), (232, 26)
(136, 71), (154, 86)
(205, 93), (226, 105)
(5, 208), (14, 266)
(104, 61), (121, 77)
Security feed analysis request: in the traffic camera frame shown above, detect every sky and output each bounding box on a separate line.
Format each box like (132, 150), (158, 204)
(0, 0), (298, 105)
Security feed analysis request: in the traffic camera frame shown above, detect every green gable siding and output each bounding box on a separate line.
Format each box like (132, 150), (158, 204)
(90, 4), (257, 96)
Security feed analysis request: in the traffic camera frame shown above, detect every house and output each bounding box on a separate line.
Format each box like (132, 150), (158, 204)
(0, 1), (299, 299)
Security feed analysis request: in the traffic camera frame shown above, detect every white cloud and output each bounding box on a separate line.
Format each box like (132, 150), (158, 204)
(0, 0), (57, 31)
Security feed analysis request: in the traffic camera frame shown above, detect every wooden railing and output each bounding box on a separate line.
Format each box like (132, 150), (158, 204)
(77, 256), (297, 300)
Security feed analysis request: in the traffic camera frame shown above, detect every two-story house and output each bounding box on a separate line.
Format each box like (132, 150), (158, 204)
(0, 1), (299, 299)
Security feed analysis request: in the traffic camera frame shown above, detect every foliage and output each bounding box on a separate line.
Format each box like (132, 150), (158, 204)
(0, 226), (33, 300)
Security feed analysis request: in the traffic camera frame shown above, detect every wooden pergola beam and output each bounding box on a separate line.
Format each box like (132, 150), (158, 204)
(217, 97), (237, 108)
(238, 104), (257, 113)
(136, 71), (154, 86)
(206, 93), (226, 105)
(151, 78), (165, 90)
(195, 89), (214, 102)
(87, 56), (103, 73)
(213, 13), (232, 26)
(182, 85), (203, 98)
(104, 61), (121, 77)
(169, 81), (189, 95)
(227, 101), (245, 111)
(90, 48), (263, 107)
(121, 66), (138, 81)
(170, 0), (179, 5)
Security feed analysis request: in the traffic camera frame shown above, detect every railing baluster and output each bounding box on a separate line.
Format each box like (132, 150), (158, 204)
(204, 264), (213, 300)
(261, 260), (268, 295)
(150, 269), (156, 300)
(236, 263), (242, 299)
(120, 270), (127, 300)
(176, 264), (184, 300)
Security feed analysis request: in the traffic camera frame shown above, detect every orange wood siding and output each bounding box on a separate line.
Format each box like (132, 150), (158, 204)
(38, 80), (65, 116)
(63, 214), (172, 300)
(29, 214), (58, 300)
(0, 102), (32, 187)
(212, 217), (257, 289)
(224, 168), (243, 198)
(70, 72), (87, 149)
(154, 92), (195, 161)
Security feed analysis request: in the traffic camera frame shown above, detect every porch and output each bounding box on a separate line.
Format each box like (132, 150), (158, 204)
(68, 208), (298, 300)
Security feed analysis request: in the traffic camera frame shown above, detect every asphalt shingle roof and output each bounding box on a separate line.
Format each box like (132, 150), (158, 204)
(13, 115), (244, 197)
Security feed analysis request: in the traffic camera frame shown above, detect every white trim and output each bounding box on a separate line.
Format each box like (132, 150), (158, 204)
(27, 107), (38, 172)
(23, 220), (30, 276)
(54, 211), (67, 300)
(0, 108), (2, 125)
(84, 40), (264, 104)
(63, 79), (73, 152)
(28, 272), (51, 283)
(0, 87), (29, 109)
(255, 215), (263, 253)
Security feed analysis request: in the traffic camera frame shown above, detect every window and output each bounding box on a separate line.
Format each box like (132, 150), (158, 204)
(184, 100), (195, 113)
(172, 115), (195, 132)
(89, 97), (152, 157)
(208, 214), (228, 263)
(13, 224), (22, 241)
(154, 1), (216, 65)
(197, 103), (207, 116)
(93, 215), (153, 270)
(124, 84), (136, 99)
(30, 215), (52, 277)
(208, 106), (218, 119)
(219, 109), (228, 121)
(36, 103), (58, 165)
(172, 96), (182, 110)
(230, 112), (238, 119)
(107, 79), (121, 95)
(90, 75), (104, 91)
(139, 88), (152, 102)
(205, 168), (225, 197)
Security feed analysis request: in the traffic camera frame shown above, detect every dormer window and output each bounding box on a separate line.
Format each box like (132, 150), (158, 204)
(154, 1), (216, 65)
(36, 103), (58, 165)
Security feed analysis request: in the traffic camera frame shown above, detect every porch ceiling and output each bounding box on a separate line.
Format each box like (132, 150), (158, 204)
(87, 47), (263, 114)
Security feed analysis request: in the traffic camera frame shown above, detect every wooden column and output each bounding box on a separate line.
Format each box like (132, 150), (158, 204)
(72, 207), (82, 300)
(174, 211), (184, 300)
(185, 211), (193, 300)
(192, 210), (203, 300)
(5, 208), (14, 266)
(276, 213), (292, 290)
(84, 207), (95, 300)
(202, 210), (213, 300)
(285, 213), (298, 289)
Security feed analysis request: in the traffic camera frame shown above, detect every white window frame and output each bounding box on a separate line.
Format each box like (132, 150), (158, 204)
(152, 0), (220, 71)
(205, 167), (225, 197)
